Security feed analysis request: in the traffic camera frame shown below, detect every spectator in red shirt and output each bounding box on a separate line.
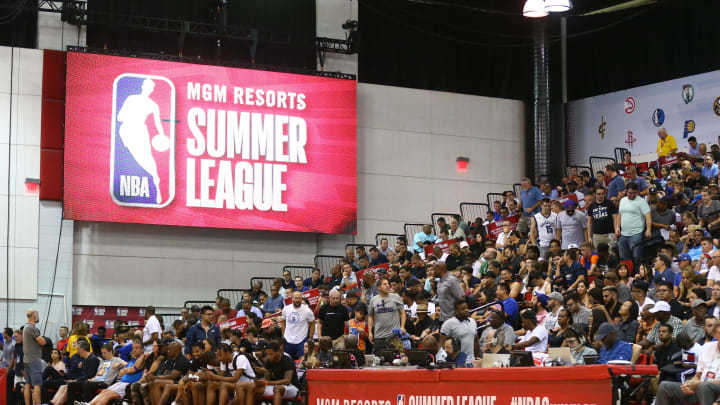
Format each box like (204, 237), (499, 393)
(213, 299), (237, 324)
(57, 326), (69, 352)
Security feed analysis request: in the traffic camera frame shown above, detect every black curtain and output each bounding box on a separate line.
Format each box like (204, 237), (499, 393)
(359, 0), (720, 102)
(358, 0), (534, 100)
(0, 0), (37, 48)
(559, 0), (720, 101)
(87, 0), (316, 69)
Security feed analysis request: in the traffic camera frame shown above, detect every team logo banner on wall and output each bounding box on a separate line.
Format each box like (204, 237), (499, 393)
(568, 68), (720, 165)
(64, 52), (357, 234)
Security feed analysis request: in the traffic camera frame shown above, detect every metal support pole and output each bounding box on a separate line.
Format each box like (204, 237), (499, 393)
(532, 20), (550, 184)
(561, 17), (567, 104)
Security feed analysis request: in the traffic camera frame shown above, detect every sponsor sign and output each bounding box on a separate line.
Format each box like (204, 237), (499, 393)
(65, 52), (357, 234)
(219, 316), (248, 333)
(284, 287), (321, 309)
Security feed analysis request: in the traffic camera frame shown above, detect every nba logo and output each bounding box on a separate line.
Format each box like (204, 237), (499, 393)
(110, 73), (175, 207)
(397, 395), (405, 405)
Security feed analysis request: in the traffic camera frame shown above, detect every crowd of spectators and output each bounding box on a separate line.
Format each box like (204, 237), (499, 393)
(6, 130), (720, 405)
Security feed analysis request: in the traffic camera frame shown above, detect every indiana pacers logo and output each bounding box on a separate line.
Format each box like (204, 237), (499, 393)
(110, 74), (176, 207)
(684, 120), (696, 139)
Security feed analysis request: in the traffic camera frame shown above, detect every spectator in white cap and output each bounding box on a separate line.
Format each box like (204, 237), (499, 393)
(595, 322), (632, 364)
(639, 301), (686, 350)
(556, 200), (588, 250)
(458, 240), (470, 255)
(544, 292), (564, 331)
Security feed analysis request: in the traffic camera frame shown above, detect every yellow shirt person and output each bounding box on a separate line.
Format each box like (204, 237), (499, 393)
(66, 334), (92, 357)
(656, 128), (677, 157)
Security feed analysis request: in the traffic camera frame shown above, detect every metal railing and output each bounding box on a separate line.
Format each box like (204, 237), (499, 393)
(314, 255), (343, 275)
(183, 300), (215, 310)
(375, 233), (405, 250)
(403, 223), (425, 247)
(459, 203), (489, 225)
(589, 156), (617, 176)
(282, 265), (316, 280)
(430, 213), (460, 234)
(217, 289), (249, 308)
(486, 192), (504, 208)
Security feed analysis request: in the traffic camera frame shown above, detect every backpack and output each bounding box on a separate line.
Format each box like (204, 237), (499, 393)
(227, 353), (254, 380)
(41, 336), (54, 363)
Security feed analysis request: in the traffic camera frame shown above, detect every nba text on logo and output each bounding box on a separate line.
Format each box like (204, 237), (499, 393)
(184, 83), (309, 211)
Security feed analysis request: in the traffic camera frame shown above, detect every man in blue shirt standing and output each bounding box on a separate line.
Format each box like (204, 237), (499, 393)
(595, 322), (632, 364)
(519, 178), (542, 235)
(606, 164), (625, 203)
(702, 154), (718, 179)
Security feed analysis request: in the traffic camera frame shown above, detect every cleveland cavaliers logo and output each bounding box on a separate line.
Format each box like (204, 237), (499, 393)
(110, 74), (176, 207)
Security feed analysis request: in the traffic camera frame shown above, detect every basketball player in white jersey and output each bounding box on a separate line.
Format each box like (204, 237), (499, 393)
(530, 199), (558, 260)
(117, 79), (165, 204)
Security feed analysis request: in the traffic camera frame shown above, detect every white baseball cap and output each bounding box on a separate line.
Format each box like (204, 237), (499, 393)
(649, 301), (671, 313)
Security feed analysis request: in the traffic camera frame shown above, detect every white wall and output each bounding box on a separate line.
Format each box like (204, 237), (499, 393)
(0, 48), (74, 337)
(0, 47), (42, 301)
(72, 83), (525, 308)
(568, 68), (720, 165)
(354, 84), (525, 242)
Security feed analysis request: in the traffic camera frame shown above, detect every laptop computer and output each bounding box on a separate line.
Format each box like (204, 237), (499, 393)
(406, 349), (433, 367)
(481, 353), (511, 368)
(510, 350), (534, 367)
(376, 349), (399, 365)
(547, 347), (575, 365)
(583, 354), (599, 365)
(331, 350), (352, 369)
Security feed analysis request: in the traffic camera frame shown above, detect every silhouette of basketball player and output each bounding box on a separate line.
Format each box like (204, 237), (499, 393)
(117, 79), (165, 203)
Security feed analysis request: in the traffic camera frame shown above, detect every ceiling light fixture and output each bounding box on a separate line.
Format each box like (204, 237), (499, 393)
(544, 0), (572, 12)
(523, 0), (548, 17)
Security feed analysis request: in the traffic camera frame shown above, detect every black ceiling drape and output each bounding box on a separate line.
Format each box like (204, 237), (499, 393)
(359, 0), (720, 101)
(87, 0), (316, 69)
(0, 0), (38, 48)
(358, 0), (533, 100)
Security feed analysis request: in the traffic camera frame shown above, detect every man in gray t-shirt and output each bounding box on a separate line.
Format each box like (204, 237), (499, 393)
(368, 278), (406, 352)
(557, 200), (588, 249)
(440, 300), (478, 363)
(651, 198), (675, 239)
(23, 309), (47, 405)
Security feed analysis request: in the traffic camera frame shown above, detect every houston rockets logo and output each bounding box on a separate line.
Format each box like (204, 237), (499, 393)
(110, 74), (176, 207)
